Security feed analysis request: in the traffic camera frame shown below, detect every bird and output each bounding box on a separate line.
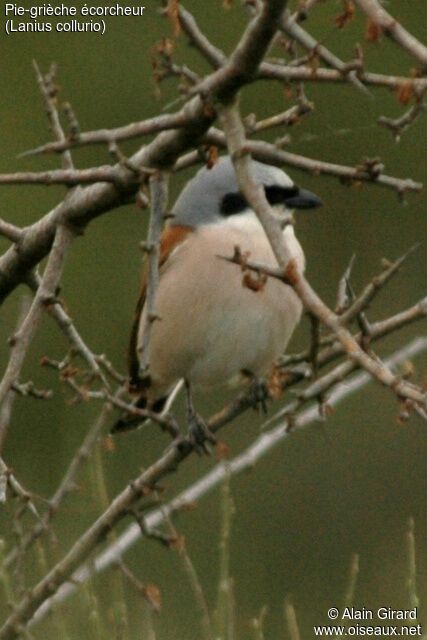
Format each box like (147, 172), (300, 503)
(112, 156), (322, 441)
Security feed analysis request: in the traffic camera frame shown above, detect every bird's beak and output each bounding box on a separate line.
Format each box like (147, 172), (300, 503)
(285, 188), (323, 210)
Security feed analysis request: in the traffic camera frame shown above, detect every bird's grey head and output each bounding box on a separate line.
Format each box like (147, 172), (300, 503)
(171, 156), (322, 227)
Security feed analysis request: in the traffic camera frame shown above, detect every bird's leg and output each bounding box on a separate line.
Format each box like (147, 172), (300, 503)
(241, 369), (270, 414)
(185, 380), (216, 455)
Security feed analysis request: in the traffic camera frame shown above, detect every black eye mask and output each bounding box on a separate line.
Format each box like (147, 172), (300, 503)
(220, 184), (321, 216)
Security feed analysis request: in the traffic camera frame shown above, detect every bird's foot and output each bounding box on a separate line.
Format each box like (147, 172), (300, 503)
(247, 376), (270, 414)
(184, 379), (216, 454)
(188, 413), (216, 456)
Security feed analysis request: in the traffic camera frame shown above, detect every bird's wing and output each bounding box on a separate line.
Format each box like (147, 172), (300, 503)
(128, 224), (194, 390)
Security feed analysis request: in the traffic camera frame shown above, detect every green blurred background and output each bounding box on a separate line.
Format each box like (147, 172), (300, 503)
(0, 1), (426, 637)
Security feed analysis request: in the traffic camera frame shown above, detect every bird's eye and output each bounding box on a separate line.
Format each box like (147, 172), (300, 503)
(220, 192), (248, 216)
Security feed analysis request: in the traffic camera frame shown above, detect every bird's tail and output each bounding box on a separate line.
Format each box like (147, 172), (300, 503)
(111, 395), (168, 433)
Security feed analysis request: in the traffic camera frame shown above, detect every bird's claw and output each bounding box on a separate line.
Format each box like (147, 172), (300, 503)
(188, 414), (216, 455)
(248, 377), (270, 414)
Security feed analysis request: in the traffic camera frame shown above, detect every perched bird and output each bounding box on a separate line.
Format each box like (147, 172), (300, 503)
(112, 156), (322, 438)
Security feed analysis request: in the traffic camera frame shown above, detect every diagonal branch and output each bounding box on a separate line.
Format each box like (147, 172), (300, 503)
(0, 166), (127, 187)
(273, 3), (369, 95)
(0, 224), (75, 411)
(354, 0), (427, 69)
(0, 456), (42, 522)
(178, 4), (225, 68)
(219, 100), (427, 413)
(338, 245), (420, 326)
(259, 63), (427, 92)
(203, 129), (423, 193)
(26, 272), (110, 388)
(0, 0), (289, 307)
(0, 220), (22, 244)
(32, 61), (75, 172)
(27, 337), (427, 625)
(20, 111), (191, 158)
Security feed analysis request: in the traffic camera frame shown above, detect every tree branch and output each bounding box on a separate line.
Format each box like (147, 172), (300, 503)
(0, 224), (75, 410)
(219, 100), (427, 413)
(137, 172), (169, 377)
(204, 129), (423, 194)
(0, 0), (289, 306)
(354, 0), (427, 69)
(19, 111), (191, 158)
(28, 337), (427, 625)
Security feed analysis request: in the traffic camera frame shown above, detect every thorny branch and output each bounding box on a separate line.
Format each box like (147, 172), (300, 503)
(202, 129), (422, 194)
(0, 223), (75, 410)
(1, 254), (426, 635)
(26, 337), (427, 626)
(1, 139), (420, 193)
(32, 61), (75, 174)
(137, 172), (169, 377)
(27, 272), (110, 389)
(219, 100), (427, 415)
(0, 0), (291, 305)
(14, 66), (427, 159)
(0, 1), (426, 638)
(354, 0), (427, 68)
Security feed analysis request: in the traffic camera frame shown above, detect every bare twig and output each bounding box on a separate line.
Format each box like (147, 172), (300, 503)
(284, 596), (301, 640)
(335, 254), (356, 314)
(178, 4), (225, 68)
(0, 166), (131, 187)
(26, 272), (110, 389)
(245, 92), (314, 133)
(378, 100), (426, 142)
(117, 561), (161, 613)
(33, 61), (75, 172)
(0, 295), (31, 451)
(0, 224), (75, 410)
(20, 111), (191, 157)
(214, 471), (235, 639)
(280, 6), (369, 95)
(175, 141), (422, 195)
(338, 246), (420, 325)
(354, 0), (427, 68)
(342, 553), (359, 609)
(204, 130), (423, 194)
(0, 392), (16, 454)
(11, 381), (52, 400)
(259, 63), (427, 93)
(292, 296), (427, 383)
(285, 250), (424, 366)
(105, 393), (178, 435)
(137, 173), (169, 377)
(0, 457), (42, 521)
(406, 517), (419, 610)
(8, 117), (420, 196)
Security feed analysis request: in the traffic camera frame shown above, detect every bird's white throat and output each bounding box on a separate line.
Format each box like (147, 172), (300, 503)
(217, 207), (305, 272)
